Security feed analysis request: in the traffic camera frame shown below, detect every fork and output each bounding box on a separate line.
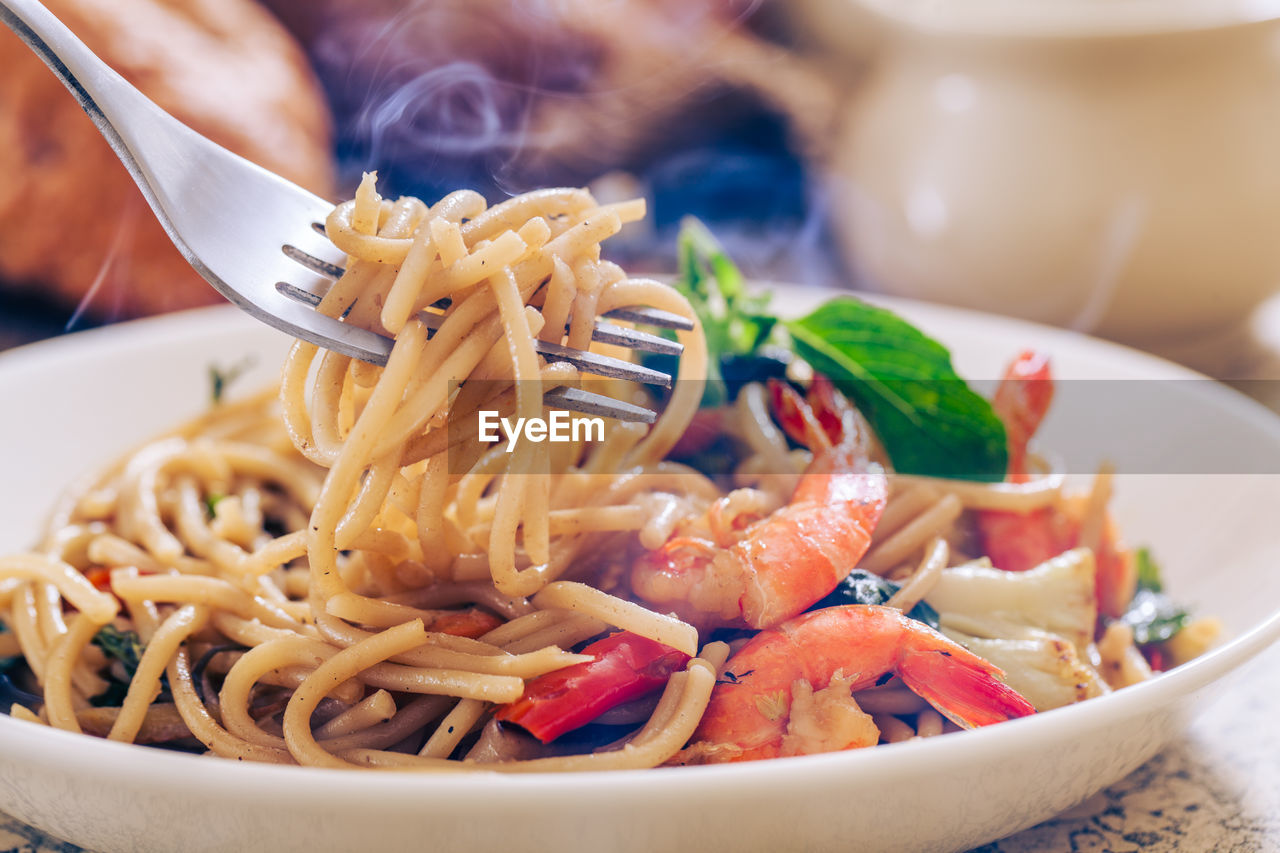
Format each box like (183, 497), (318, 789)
(0, 0), (691, 424)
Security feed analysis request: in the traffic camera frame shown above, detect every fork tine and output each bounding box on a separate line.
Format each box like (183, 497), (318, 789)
(542, 388), (656, 424)
(532, 338), (672, 387)
(261, 284), (394, 365)
(278, 283), (682, 381)
(602, 306), (696, 332)
(278, 283), (673, 387)
(428, 295), (679, 354)
(275, 284), (658, 421)
(282, 245), (345, 280)
(590, 321), (683, 356)
(413, 312), (674, 387)
(290, 279), (691, 350)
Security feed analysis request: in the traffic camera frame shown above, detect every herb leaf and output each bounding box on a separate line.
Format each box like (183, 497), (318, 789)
(666, 218), (778, 407)
(784, 297), (1008, 481)
(205, 493), (226, 519)
(1134, 547), (1164, 593)
(1122, 590), (1188, 645)
(90, 624), (153, 707)
(808, 569), (941, 630)
(1122, 549), (1187, 644)
(209, 356), (256, 406)
(92, 625), (143, 676)
(665, 222), (1010, 478)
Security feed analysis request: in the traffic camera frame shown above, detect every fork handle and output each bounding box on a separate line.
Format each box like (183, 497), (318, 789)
(0, 0), (208, 259)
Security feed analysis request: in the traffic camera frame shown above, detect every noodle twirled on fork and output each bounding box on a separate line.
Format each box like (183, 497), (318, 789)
(0, 179), (727, 769)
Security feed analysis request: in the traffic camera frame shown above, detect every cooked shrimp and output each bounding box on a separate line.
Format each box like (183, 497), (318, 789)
(630, 378), (887, 629)
(975, 350), (1060, 573)
(976, 351), (1134, 618)
(992, 349), (1054, 485)
(685, 605), (1036, 762)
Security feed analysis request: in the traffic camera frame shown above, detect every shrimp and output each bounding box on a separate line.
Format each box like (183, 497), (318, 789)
(631, 377), (887, 629)
(992, 349), (1054, 485)
(686, 605), (1036, 763)
(976, 351), (1134, 618)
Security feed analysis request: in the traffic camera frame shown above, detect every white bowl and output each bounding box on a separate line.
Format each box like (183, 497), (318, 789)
(1, 296), (1277, 853)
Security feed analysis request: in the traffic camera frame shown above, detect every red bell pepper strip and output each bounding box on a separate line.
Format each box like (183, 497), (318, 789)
(494, 631), (690, 743)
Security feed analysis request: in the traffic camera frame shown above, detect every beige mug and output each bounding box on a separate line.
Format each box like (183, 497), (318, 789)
(828, 0), (1280, 358)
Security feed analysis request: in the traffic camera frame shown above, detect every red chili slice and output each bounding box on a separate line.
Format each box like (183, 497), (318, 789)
(494, 631), (690, 743)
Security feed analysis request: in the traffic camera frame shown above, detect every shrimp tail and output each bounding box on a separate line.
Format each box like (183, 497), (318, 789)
(897, 645), (1038, 729)
(802, 375), (851, 447)
(769, 377), (851, 449)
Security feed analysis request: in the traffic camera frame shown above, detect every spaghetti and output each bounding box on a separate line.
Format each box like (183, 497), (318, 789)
(0, 178), (1216, 768)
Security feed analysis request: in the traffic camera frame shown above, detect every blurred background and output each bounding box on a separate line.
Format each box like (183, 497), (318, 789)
(5, 0), (1280, 378)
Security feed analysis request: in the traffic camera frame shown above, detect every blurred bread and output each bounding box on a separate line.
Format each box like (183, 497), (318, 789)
(262, 0), (834, 196)
(0, 0), (334, 318)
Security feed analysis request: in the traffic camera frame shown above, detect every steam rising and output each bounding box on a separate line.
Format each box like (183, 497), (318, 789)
(269, 0), (844, 288)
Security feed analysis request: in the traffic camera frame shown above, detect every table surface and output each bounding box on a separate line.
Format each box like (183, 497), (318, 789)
(1, 296), (1278, 853)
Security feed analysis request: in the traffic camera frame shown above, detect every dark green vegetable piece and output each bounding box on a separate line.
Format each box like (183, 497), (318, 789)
(0, 671), (42, 711)
(719, 349), (792, 400)
(1122, 591), (1188, 646)
(0, 620), (14, 675)
(1134, 547), (1164, 593)
(92, 624), (143, 675)
(784, 297), (1008, 482)
(663, 218), (778, 407)
(0, 618), (13, 676)
(1122, 548), (1188, 645)
(677, 218), (777, 360)
(205, 493), (226, 518)
(90, 624), (154, 707)
(808, 569), (941, 630)
(208, 356), (256, 406)
(89, 680), (131, 708)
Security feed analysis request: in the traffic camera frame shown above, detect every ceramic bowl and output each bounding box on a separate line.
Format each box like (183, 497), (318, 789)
(0, 295), (1277, 853)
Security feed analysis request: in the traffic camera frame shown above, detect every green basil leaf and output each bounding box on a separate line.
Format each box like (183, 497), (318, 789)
(666, 218), (779, 408)
(784, 297), (1008, 481)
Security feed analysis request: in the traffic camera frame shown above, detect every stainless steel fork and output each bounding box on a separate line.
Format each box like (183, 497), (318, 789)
(0, 0), (691, 423)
